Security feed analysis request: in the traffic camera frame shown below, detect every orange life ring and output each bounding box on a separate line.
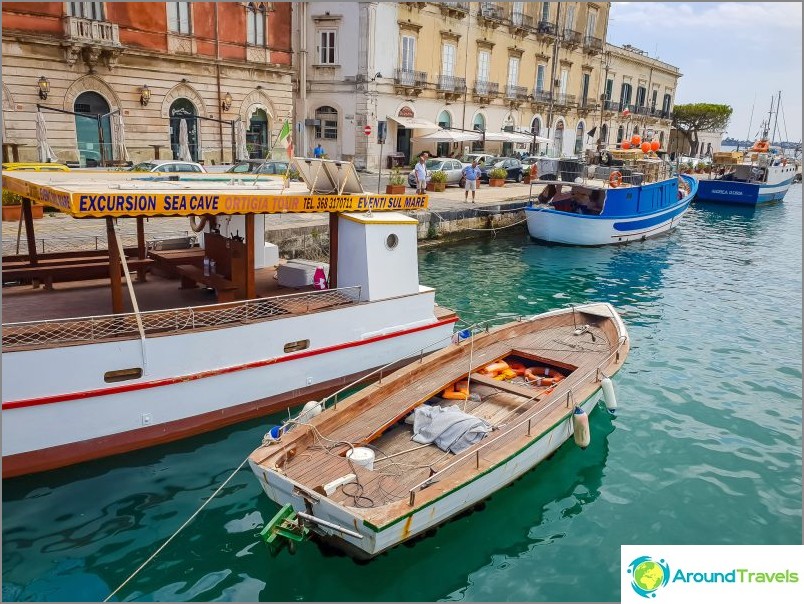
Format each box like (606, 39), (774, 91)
(524, 366), (565, 386)
(609, 171), (623, 188)
(751, 140), (770, 153)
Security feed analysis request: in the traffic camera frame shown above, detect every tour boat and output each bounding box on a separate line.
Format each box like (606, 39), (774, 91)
(249, 302), (629, 559)
(525, 159), (697, 246)
(1, 160), (458, 477)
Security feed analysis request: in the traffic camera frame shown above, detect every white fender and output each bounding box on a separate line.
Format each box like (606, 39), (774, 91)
(297, 400), (323, 424)
(601, 377), (617, 413)
(572, 407), (590, 449)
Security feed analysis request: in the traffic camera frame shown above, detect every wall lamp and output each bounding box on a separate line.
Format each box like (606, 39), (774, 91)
(37, 76), (50, 100)
(139, 84), (151, 107)
(221, 92), (233, 111)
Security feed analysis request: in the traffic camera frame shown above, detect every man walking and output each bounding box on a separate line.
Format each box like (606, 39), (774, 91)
(414, 153), (428, 194)
(313, 143), (325, 159)
(462, 159), (481, 202)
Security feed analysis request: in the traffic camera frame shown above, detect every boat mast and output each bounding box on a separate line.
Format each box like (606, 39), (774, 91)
(741, 94), (756, 151)
(770, 90), (781, 146)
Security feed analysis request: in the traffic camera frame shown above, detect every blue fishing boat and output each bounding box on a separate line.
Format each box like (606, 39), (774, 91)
(525, 162), (697, 246)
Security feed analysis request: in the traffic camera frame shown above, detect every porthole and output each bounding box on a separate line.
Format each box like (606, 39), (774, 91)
(386, 233), (399, 250)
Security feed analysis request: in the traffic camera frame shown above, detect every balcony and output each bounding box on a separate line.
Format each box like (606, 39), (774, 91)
(401, 2), (427, 9)
(537, 20), (557, 36)
(505, 84), (529, 105)
(634, 105), (651, 116)
(394, 69), (428, 95)
(577, 98), (598, 113)
(509, 10), (534, 35)
(439, 2), (470, 19)
(603, 100), (619, 112)
(562, 29), (582, 47)
(531, 89), (552, 106)
(583, 35), (604, 54)
(554, 93), (576, 107)
(437, 74), (466, 100)
(478, 3), (506, 28)
(473, 80), (499, 102)
(62, 16), (122, 69)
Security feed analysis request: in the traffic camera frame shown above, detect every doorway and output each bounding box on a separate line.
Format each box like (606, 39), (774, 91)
(73, 91), (112, 167)
(396, 127), (412, 164)
(169, 98), (199, 161)
(247, 108), (269, 159)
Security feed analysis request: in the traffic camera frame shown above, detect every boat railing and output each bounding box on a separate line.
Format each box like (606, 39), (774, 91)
(407, 334), (628, 507)
(1, 286), (363, 350)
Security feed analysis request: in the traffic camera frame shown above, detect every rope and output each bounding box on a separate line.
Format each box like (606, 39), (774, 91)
(103, 456), (250, 602)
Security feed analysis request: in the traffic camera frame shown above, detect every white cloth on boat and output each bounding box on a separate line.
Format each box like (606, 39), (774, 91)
(411, 404), (491, 454)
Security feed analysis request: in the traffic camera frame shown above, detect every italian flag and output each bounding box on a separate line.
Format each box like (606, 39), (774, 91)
(278, 119), (293, 159)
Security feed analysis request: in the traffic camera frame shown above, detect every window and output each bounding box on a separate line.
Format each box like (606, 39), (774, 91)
(575, 122), (584, 154)
(401, 35), (416, 71)
(651, 89), (658, 110)
(581, 73), (590, 104)
(318, 30), (337, 64)
(512, 1), (525, 25)
(636, 86), (646, 108)
(477, 50), (490, 82)
(559, 68), (568, 95)
(507, 57), (520, 87)
(605, 78), (613, 100)
(314, 106), (338, 140)
(541, 2), (550, 22)
(617, 125), (624, 143)
(167, 2), (191, 34)
(620, 82), (633, 109)
(68, 2), (104, 20)
(247, 3), (266, 46)
(601, 124), (608, 143)
(441, 43), (456, 77)
(535, 65), (546, 92)
(586, 7), (598, 38)
(662, 93), (672, 115)
(565, 5), (575, 30)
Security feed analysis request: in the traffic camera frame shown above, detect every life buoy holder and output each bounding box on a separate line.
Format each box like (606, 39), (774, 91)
(190, 215), (209, 233)
(609, 171), (623, 188)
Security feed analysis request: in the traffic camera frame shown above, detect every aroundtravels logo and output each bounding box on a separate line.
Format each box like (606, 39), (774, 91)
(627, 556), (671, 598)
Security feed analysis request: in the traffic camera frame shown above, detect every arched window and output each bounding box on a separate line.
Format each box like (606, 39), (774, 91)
(553, 120), (564, 156)
(531, 116), (542, 154)
(74, 91), (111, 167)
(472, 113), (485, 151)
(247, 108), (269, 159)
(617, 125), (624, 143)
(315, 106), (338, 139)
(169, 98), (199, 161)
(247, 2), (266, 46)
(574, 122), (584, 154)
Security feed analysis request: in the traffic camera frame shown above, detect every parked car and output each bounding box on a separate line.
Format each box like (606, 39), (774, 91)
(130, 160), (206, 173)
(458, 153), (496, 167)
(226, 159), (291, 175)
(472, 157), (524, 184)
(407, 157), (465, 188)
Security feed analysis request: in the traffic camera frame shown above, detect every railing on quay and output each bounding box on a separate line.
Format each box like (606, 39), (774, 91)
(2, 286), (363, 350)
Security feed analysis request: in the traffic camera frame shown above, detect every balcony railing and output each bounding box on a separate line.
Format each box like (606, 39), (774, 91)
(479, 2), (506, 22)
(394, 69), (428, 88)
(554, 93), (576, 106)
(584, 35), (604, 52)
(531, 89), (552, 103)
(473, 80), (499, 97)
(634, 105), (651, 116)
(562, 29), (582, 45)
(510, 10), (534, 29)
(618, 102), (636, 113)
(505, 84), (529, 100)
(440, 2), (470, 18)
(537, 20), (556, 35)
(578, 97), (597, 110)
(603, 100), (619, 112)
(437, 74), (467, 94)
(63, 16), (120, 46)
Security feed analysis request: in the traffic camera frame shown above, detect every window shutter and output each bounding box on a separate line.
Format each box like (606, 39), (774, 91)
(168, 4), (178, 31)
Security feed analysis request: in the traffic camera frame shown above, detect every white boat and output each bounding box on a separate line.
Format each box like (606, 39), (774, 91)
(525, 159), (697, 246)
(1, 160), (457, 477)
(249, 302), (629, 559)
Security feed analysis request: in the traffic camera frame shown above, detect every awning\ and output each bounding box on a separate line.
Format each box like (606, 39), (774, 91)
(387, 115), (440, 130)
(483, 131), (535, 143)
(412, 129), (482, 143)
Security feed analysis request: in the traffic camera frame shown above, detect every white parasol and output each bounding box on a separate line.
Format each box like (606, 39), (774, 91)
(35, 112), (58, 163)
(177, 119), (193, 161)
(112, 113), (130, 162)
(412, 129), (482, 143)
(236, 120), (250, 161)
(483, 130), (536, 144)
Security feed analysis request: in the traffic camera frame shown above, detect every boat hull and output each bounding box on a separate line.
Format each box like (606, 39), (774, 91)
(249, 391), (602, 559)
(2, 291), (456, 478)
(695, 175), (794, 205)
(525, 175), (697, 246)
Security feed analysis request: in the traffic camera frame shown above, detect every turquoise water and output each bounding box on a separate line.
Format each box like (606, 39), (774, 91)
(3, 188), (802, 602)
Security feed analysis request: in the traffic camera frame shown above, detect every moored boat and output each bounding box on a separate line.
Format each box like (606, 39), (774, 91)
(249, 302), (629, 559)
(525, 157), (697, 246)
(1, 160), (457, 477)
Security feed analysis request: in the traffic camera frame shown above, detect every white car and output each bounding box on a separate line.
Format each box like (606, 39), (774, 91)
(131, 160), (207, 173)
(407, 158), (465, 188)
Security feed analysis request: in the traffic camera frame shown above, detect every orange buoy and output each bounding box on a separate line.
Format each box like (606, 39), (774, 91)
(650, 140), (661, 152)
(631, 135), (642, 147)
(620, 141), (631, 150)
(640, 142), (651, 153)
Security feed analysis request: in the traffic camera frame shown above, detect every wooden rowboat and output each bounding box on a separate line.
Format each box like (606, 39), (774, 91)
(248, 302), (630, 559)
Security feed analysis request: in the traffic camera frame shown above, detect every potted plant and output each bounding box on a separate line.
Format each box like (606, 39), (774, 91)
(2, 191), (43, 221)
(385, 167), (406, 194)
(695, 161), (707, 173)
(488, 167), (508, 187)
(427, 170), (448, 192)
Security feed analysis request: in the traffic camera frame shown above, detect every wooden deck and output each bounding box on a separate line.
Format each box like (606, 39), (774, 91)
(253, 309), (628, 526)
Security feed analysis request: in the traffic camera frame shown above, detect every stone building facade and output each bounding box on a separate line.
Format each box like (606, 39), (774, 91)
(1, 1), (293, 166)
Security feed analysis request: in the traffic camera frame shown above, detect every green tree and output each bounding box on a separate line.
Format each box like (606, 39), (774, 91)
(671, 103), (732, 155)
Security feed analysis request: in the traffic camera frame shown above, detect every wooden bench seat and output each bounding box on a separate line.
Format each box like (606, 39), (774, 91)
(173, 264), (238, 303)
(2, 258), (154, 290)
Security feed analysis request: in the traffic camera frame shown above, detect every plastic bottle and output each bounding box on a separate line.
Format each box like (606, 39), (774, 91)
(203, 257), (210, 276)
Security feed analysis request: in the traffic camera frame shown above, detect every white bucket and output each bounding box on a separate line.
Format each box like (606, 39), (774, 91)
(346, 447), (375, 471)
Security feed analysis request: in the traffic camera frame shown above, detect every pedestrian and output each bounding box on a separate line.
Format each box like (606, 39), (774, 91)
(462, 159), (481, 203)
(414, 153), (428, 194)
(313, 143), (325, 159)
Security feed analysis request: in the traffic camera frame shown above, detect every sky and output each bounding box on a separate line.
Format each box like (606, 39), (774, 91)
(607, 2), (802, 142)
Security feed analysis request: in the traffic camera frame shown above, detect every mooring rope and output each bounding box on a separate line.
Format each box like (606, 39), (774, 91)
(103, 456), (250, 602)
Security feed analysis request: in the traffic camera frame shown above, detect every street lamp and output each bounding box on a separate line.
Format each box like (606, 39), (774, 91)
(37, 76), (50, 100)
(139, 84), (151, 107)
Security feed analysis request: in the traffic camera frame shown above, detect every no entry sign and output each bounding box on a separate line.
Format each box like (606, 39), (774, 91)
(364, 124), (372, 136)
